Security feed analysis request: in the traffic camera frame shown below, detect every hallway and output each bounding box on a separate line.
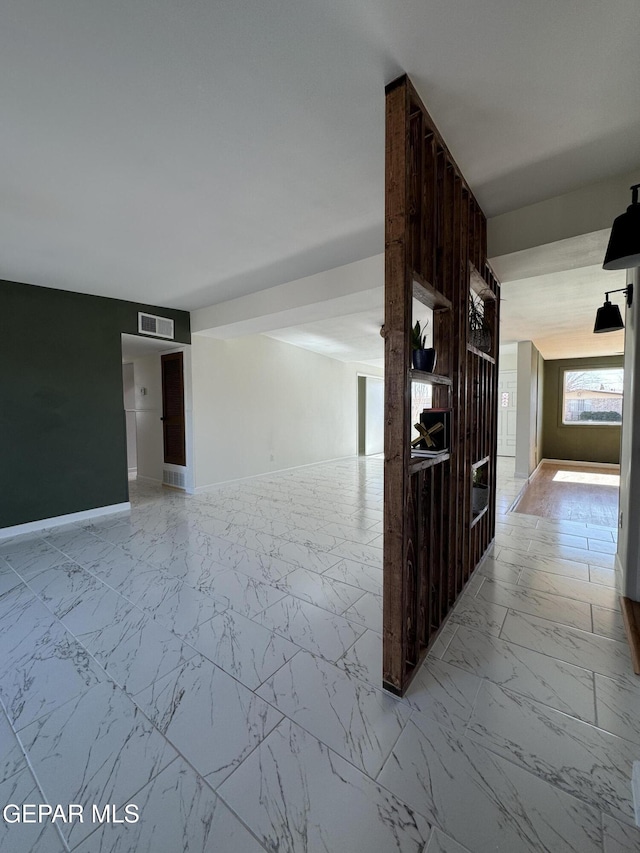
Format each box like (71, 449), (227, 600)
(0, 457), (638, 852)
(513, 460), (620, 526)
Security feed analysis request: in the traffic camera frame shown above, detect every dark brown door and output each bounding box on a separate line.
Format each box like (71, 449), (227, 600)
(161, 352), (186, 466)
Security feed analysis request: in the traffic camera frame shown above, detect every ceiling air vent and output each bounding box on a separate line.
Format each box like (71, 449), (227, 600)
(138, 312), (174, 339)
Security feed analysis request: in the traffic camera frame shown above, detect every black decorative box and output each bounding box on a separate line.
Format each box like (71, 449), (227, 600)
(416, 408), (450, 452)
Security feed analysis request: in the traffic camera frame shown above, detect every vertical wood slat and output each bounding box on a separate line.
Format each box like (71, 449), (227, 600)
(383, 80), (412, 694)
(422, 135), (436, 286)
(436, 461), (446, 624)
(406, 477), (420, 667)
(449, 177), (463, 606)
(435, 150), (445, 293)
(466, 350), (476, 581)
(383, 74), (500, 695)
(459, 195), (471, 587)
(424, 470), (435, 635)
(438, 162), (454, 620)
(431, 144), (448, 412)
(409, 113), (423, 278)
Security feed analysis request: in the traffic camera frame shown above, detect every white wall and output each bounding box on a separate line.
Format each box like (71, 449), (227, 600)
(617, 268), (639, 598)
(515, 340), (544, 479)
(499, 343), (518, 371)
(192, 333), (382, 488)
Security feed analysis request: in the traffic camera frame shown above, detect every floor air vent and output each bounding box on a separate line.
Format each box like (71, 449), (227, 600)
(163, 469), (186, 489)
(138, 312), (174, 339)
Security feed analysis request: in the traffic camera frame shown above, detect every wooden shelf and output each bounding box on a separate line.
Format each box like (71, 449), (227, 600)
(472, 456), (490, 470)
(409, 369), (452, 386)
(471, 505), (489, 528)
(467, 344), (496, 363)
(469, 263), (497, 301)
(412, 274), (453, 311)
(409, 452), (450, 473)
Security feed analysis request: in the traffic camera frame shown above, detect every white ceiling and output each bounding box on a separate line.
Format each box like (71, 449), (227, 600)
(1, 0), (639, 311)
(266, 307), (385, 368)
(121, 332), (177, 362)
(263, 232), (630, 363)
(494, 231), (629, 359)
(500, 265), (627, 359)
(266, 262), (629, 365)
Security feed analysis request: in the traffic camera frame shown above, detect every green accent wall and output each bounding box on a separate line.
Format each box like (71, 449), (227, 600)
(1, 279), (190, 529)
(541, 355), (623, 465)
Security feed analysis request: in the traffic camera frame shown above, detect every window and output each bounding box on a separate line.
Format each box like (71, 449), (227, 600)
(411, 382), (433, 442)
(562, 368), (623, 425)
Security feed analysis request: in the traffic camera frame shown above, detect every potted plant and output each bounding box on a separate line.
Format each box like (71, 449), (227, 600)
(472, 467), (489, 514)
(469, 295), (491, 353)
(411, 320), (437, 372)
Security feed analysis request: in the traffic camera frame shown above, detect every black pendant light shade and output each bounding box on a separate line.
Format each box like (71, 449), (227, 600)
(593, 284), (633, 334)
(593, 299), (624, 333)
(603, 184), (640, 270)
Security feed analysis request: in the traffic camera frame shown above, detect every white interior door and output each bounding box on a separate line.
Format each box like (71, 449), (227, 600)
(498, 369), (517, 457)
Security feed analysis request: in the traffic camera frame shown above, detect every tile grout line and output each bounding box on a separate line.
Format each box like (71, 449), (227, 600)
(3, 458), (632, 851)
(0, 694), (72, 853)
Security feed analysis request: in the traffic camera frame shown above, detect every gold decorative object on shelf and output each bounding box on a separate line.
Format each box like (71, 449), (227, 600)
(411, 421), (443, 448)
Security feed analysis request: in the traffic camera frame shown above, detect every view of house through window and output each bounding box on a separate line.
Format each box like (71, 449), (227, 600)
(562, 368), (623, 425)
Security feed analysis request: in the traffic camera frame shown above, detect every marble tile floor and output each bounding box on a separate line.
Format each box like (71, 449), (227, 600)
(0, 456), (639, 852)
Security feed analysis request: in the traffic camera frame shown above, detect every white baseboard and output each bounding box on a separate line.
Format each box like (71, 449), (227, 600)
(507, 480), (531, 513)
(523, 459), (546, 482)
(194, 455), (357, 493)
(539, 458), (621, 471)
(0, 502), (131, 541)
(136, 476), (162, 485)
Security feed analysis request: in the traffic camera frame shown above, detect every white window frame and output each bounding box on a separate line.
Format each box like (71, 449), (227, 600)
(561, 368), (623, 427)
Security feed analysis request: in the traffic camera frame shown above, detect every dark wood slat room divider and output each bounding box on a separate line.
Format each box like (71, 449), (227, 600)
(383, 75), (501, 695)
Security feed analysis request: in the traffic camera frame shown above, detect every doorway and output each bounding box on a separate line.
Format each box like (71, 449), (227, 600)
(497, 369), (517, 457)
(121, 334), (193, 492)
(122, 362), (137, 477)
(358, 375), (384, 455)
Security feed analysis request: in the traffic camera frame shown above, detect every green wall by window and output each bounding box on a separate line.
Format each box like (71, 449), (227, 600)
(541, 355), (623, 465)
(1, 279), (190, 529)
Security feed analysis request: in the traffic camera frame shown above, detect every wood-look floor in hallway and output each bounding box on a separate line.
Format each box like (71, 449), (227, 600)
(514, 461), (619, 527)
